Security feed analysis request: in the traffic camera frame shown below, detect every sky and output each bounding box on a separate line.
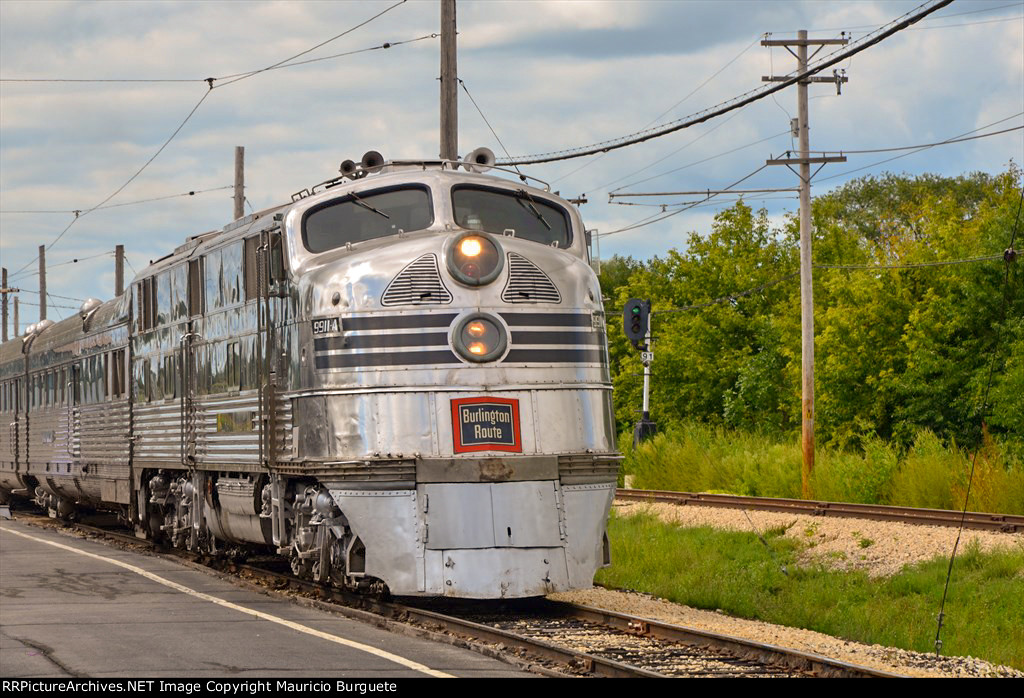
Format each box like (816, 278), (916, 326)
(1, 0), (1021, 332)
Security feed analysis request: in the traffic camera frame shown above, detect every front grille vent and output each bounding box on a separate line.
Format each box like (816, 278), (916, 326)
(381, 254), (453, 306)
(502, 253), (561, 304)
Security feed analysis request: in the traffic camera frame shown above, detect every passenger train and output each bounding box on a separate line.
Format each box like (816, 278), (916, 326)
(0, 149), (620, 598)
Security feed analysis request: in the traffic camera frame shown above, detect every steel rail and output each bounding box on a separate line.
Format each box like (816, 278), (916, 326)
(555, 601), (904, 678)
(616, 489), (1024, 533)
(10, 509), (900, 677)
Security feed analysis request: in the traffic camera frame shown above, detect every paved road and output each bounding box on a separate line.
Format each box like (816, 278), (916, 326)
(0, 519), (531, 678)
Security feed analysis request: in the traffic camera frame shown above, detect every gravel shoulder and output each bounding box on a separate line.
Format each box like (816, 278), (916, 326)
(549, 500), (1024, 678)
(615, 501), (1024, 578)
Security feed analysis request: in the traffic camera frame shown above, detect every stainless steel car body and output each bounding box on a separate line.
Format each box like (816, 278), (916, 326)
(0, 160), (620, 598)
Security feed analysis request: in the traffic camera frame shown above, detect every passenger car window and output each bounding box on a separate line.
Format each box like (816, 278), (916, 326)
(451, 186), (571, 248)
(302, 186), (432, 253)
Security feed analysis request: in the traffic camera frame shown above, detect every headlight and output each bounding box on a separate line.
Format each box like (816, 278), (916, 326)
(447, 232), (503, 286)
(453, 313), (507, 363)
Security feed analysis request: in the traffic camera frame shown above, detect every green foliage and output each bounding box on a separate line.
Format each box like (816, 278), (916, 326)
(889, 430), (959, 510)
(627, 423), (802, 498)
(605, 167), (1024, 455)
(623, 423), (1024, 514)
(810, 436), (900, 504)
(598, 511), (1024, 669)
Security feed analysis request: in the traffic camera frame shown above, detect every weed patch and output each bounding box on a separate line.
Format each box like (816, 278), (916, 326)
(597, 511), (1024, 669)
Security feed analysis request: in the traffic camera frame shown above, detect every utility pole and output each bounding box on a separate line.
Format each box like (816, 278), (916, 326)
(1, 267), (14, 342)
(115, 245), (125, 296)
(439, 0), (458, 160)
(762, 30), (848, 498)
(234, 146), (245, 220)
(13, 298), (18, 337)
(38, 245), (46, 322)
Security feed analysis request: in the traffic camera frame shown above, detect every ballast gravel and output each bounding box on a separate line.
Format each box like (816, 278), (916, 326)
(549, 501), (1024, 678)
(614, 501), (1024, 578)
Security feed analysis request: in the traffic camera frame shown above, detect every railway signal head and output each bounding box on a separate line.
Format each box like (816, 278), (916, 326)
(623, 298), (650, 350)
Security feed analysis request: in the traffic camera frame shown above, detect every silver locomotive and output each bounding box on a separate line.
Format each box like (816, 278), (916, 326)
(0, 150), (620, 598)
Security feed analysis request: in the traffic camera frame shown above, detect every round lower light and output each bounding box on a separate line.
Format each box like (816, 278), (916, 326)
(460, 238), (483, 257)
(453, 313), (507, 363)
(447, 232), (503, 286)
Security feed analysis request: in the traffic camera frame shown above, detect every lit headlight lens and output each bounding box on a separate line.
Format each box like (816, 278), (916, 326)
(447, 232), (503, 286)
(453, 314), (507, 363)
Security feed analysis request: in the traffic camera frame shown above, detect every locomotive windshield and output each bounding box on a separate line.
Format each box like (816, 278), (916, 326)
(452, 185), (571, 248)
(303, 185), (432, 253)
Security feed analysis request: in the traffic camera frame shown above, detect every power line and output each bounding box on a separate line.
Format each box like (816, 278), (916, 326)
(212, 0), (408, 89)
(8, 86), (213, 279)
(458, 79), (522, 176)
(601, 163), (771, 237)
(814, 255), (1005, 270)
(15, 288), (88, 302)
(496, 0), (954, 165)
(0, 185), (234, 214)
(903, 13), (1023, 30)
(770, 2), (1023, 34)
(4, 3), (409, 278)
(611, 195), (799, 210)
(10, 251), (115, 281)
(16, 299), (78, 311)
(550, 36), (761, 186)
(0, 7), (419, 86)
(816, 113), (1024, 184)
(654, 272), (800, 314)
(0, 34), (435, 86)
(599, 116), (1021, 241)
(601, 116), (1022, 239)
(814, 123), (1022, 156)
(606, 128), (791, 194)
(212, 33), (436, 81)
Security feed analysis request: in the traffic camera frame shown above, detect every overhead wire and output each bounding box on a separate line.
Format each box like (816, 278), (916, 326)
(815, 255), (1006, 270)
(4, 0), (412, 279)
(0, 185), (234, 215)
(768, 1), (1022, 34)
(604, 114), (1022, 238)
(458, 79), (524, 178)
(7, 87), (214, 279)
(653, 272), (800, 314)
(496, 0), (955, 165)
(600, 163), (771, 238)
(549, 35), (761, 186)
(212, 0), (410, 88)
(9, 251), (116, 281)
(607, 128), (791, 194)
(815, 113), (1024, 184)
(15, 288), (88, 302)
(0, 32), (437, 85)
(825, 124), (1022, 155)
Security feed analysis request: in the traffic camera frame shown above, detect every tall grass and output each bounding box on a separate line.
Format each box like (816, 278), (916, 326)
(623, 424), (1024, 514)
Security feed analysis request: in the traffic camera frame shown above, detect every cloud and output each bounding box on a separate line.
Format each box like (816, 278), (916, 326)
(1, 0), (1021, 315)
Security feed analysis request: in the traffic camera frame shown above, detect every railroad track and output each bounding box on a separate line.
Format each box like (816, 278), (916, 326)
(7, 508), (899, 678)
(616, 489), (1024, 533)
